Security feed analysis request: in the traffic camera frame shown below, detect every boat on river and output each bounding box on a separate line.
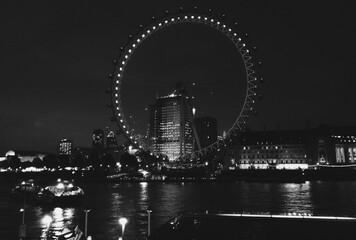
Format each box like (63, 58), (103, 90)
(11, 179), (42, 200)
(36, 179), (84, 205)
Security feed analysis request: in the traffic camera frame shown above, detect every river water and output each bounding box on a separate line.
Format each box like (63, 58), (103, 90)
(1, 179), (356, 239)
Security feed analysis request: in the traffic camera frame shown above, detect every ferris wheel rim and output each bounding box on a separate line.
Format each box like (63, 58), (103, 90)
(109, 12), (259, 159)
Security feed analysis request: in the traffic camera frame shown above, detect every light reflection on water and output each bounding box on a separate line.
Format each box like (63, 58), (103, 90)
(38, 207), (76, 239)
(279, 182), (313, 214)
(2, 181), (356, 239)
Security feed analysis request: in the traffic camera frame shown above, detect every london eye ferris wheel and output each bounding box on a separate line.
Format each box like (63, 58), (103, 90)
(107, 8), (263, 161)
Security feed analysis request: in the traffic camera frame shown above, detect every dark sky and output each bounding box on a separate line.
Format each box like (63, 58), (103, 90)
(0, 0), (355, 155)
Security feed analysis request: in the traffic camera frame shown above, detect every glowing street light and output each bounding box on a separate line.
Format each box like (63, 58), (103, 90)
(119, 217), (128, 239)
(42, 215), (53, 240)
(19, 208), (25, 224)
(19, 208), (26, 240)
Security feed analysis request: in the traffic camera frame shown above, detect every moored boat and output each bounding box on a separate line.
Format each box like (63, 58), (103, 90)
(36, 179), (84, 206)
(11, 179), (41, 200)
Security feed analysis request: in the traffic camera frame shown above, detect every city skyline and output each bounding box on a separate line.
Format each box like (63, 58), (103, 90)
(1, 0), (355, 155)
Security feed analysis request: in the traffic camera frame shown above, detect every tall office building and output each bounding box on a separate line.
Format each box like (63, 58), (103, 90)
(148, 89), (194, 161)
(106, 130), (118, 149)
(194, 117), (218, 149)
(58, 139), (73, 156)
(92, 129), (104, 149)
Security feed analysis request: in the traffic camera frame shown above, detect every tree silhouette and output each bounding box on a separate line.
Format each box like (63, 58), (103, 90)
(43, 154), (59, 168)
(71, 154), (85, 168)
(32, 157), (43, 168)
(0, 159), (8, 168)
(58, 155), (70, 167)
(88, 151), (101, 169)
(102, 153), (116, 169)
(137, 150), (159, 170)
(8, 156), (21, 169)
(120, 152), (139, 172)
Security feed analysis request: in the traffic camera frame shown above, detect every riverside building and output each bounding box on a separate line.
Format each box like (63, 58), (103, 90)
(227, 125), (356, 170)
(58, 139), (73, 156)
(92, 129), (104, 150)
(235, 128), (310, 170)
(312, 125), (356, 164)
(148, 89), (194, 162)
(106, 130), (118, 150)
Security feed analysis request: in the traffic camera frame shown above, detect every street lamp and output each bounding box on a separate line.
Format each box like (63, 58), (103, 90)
(19, 208), (26, 240)
(84, 209), (91, 238)
(146, 206), (153, 237)
(119, 217), (128, 239)
(20, 208), (25, 225)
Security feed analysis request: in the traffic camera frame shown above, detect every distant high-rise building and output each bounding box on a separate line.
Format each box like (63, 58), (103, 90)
(92, 129), (104, 149)
(194, 117), (218, 149)
(148, 89), (194, 161)
(106, 130), (118, 149)
(59, 139), (73, 156)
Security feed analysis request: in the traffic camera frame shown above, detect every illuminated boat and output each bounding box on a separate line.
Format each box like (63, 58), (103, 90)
(11, 179), (41, 199)
(36, 179), (84, 205)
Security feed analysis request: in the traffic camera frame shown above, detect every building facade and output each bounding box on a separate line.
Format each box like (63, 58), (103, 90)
(148, 91), (194, 161)
(2, 150), (47, 162)
(311, 125), (356, 165)
(106, 130), (118, 149)
(58, 139), (73, 156)
(223, 125), (356, 170)
(235, 129), (310, 170)
(92, 129), (104, 150)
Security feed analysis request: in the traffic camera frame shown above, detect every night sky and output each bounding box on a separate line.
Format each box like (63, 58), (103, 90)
(0, 0), (355, 155)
